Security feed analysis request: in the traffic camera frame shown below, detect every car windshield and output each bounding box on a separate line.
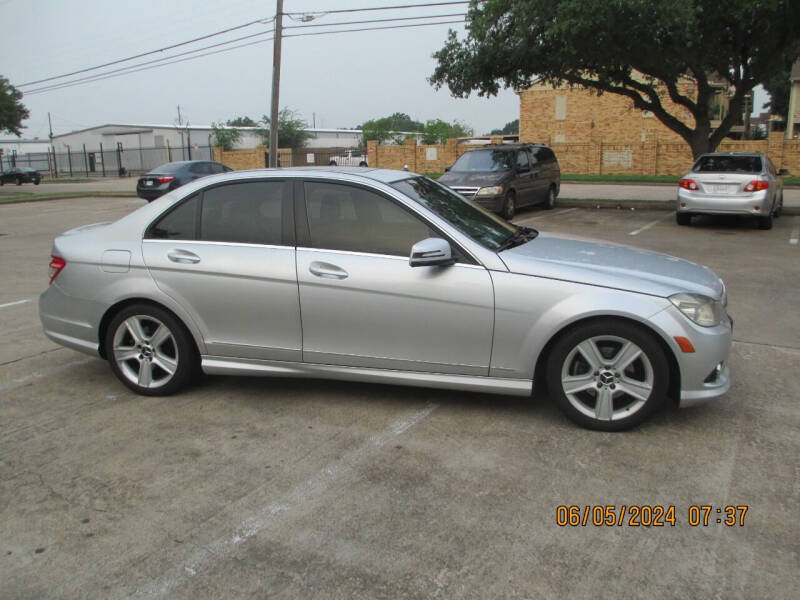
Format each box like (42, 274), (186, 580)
(391, 176), (519, 251)
(451, 150), (512, 172)
(693, 155), (762, 173)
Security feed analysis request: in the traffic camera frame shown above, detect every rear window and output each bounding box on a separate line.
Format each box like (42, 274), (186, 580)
(451, 150), (512, 172)
(693, 155), (762, 173)
(152, 162), (190, 174)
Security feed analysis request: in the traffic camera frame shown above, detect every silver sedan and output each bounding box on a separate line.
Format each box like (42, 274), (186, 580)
(40, 168), (732, 431)
(676, 151), (786, 229)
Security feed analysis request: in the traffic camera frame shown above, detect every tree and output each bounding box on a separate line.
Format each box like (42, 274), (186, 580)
(257, 108), (312, 148)
(490, 119), (519, 135)
(211, 122), (242, 150)
(430, 0), (800, 158)
(763, 59), (795, 119)
(420, 119), (474, 144)
(359, 112), (426, 145)
(226, 116), (258, 127)
(0, 76), (29, 137)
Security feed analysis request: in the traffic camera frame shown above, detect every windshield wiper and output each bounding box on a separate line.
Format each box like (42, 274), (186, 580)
(496, 225), (538, 251)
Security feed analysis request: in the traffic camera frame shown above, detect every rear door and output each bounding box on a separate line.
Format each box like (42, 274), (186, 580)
(513, 150), (535, 206)
(142, 179), (301, 360)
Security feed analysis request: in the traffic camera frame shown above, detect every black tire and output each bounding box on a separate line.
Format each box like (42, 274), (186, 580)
(757, 214), (773, 230)
(34, 178), (40, 185)
(544, 186), (556, 210)
(545, 319), (670, 431)
(16, 178), (22, 186)
(359, 161), (367, 167)
(502, 191), (516, 220)
(774, 195), (783, 218)
(0, 179), (4, 186)
(329, 160), (337, 166)
(676, 213), (691, 226)
(105, 303), (198, 396)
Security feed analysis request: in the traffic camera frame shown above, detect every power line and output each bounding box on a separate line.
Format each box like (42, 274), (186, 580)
(22, 17), (466, 96)
(17, 17), (274, 88)
(283, 12), (464, 30)
(285, 1), (469, 17)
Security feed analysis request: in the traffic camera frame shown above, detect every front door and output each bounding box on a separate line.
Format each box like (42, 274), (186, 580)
(143, 180), (301, 361)
(296, 180), (494, 376)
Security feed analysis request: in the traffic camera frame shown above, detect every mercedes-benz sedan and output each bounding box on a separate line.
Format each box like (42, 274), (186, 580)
(676, 152), (787, 229)
(40, 168), (732, 430)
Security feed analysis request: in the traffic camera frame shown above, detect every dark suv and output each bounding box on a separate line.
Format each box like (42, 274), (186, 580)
(438, 144), (560, 219)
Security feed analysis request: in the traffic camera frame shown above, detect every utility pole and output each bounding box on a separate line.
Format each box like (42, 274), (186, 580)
(48, 112), (57, 178)
(268, 0), (283, 168)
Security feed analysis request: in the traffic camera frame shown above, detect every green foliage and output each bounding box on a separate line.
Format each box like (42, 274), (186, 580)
(420, 119), (474, 144)
(360, 112), (426, 145)
(430, 0), (800, 157)
(226, 116), (258, 127)
(763, 60), (794, 119)
(0, 76), (29, 137)
(257, 108), (312, 149)
(211, 122), (242, 150)
(490, 119), (519, 135)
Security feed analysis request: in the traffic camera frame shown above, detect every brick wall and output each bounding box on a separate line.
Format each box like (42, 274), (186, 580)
(212, 146), (293, 169)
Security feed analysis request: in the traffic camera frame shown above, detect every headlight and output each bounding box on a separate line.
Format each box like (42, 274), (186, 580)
(669, 293), (725, 327)
(476, 186), (503, 196)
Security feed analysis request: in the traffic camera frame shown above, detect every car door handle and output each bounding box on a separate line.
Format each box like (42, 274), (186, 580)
(167, 249), (201, 264)
(309, 261), (348, 280)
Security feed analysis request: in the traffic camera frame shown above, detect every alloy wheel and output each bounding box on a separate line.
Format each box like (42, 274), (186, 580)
(112, 315), (179, 389)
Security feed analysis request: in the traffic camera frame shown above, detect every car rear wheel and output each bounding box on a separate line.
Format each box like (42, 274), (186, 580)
(544, 186), (556, 210)
(106, 304), (197, 396)
(502, 191), (516, 220)
(359, 161), (367, 167)
(546, 319), (669, 431)
(16, 178), (22, 186)
(329, 160), (337, 166)
(757, 214), (773, 230)
(774, 195), (783, 218)
(34, 179), (40, 185)
(676, 213), (691, 226)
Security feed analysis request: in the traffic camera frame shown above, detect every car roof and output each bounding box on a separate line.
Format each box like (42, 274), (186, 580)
(214, 166), (416, 184)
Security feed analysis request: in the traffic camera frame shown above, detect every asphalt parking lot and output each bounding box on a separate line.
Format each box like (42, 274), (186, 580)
(1, 197), (798, 599)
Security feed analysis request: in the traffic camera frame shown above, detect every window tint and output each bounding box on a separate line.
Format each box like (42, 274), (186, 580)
(147, 195), (198, 239)
(451, 150), (513, 172)
(693, 155), (762, 173)
(533, 147), (554, 161)
(210, 162), (226, 174)
(516, 150), (530, 170)
(305, 182), (433, 256)
(201, 182), (284, 245)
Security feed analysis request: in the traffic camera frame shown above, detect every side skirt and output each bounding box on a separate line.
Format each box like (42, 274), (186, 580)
(201, 356), (533, 397)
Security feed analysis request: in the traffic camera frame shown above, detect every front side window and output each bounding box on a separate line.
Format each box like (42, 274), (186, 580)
(451, 150), (513, 172)
(304, 181), (433, 256)
(201, 182), (284, 245)
(147, 195), (198, 240)
(391, 177), (516, 251)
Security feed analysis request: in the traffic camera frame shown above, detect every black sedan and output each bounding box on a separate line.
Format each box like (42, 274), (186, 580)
(136, 160), (232, 201)
(0, 167), (42, 186)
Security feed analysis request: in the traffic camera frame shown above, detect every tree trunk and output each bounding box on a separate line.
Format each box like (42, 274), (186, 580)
(686, 121), (713, 159)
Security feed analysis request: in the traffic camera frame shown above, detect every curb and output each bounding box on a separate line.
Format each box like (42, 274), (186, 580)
(555, 197), (800, 216)
(0, 192), (138, 205)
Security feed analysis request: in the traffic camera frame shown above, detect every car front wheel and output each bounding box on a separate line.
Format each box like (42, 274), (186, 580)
(546, 320), (669, 431)
(502, 191), (516, 220)
(106, 304), (197, 396)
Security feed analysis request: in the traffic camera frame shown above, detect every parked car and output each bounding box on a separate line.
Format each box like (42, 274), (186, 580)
(136, 160), (232, 201)
(0, 167), (42, 186)
(40, 167), (731, 431)
(676, 152), (787, 229)
(329, 149), (368, 167)
(438, 144), (560, 220)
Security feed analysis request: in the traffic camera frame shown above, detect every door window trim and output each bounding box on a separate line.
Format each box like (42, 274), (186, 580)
(294, 178), (479, 266)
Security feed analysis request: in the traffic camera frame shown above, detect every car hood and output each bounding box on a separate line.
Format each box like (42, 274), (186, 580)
(439, 171), (509, 187)
(499, 232), (724, 299)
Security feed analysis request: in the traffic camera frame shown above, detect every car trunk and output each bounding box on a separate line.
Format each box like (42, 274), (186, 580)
(691, 173), (762, 195)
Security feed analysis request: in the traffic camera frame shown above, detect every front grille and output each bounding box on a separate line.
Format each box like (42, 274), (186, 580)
(450, 186), (479, 199)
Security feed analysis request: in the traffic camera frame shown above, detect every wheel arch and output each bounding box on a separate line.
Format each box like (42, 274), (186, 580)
(98, 297), (202, 360)
(532, 314), (681, 406)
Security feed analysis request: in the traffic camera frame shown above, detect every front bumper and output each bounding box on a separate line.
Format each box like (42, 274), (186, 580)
(473, 196), (504, 213)
(648, 305), (732, 407)
(677, 188), (770, 216)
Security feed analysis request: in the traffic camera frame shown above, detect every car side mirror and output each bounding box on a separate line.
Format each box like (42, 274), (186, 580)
(409, 237), (455, 267)
(444, 166), (451, 172)
(779, 168), (790, 176)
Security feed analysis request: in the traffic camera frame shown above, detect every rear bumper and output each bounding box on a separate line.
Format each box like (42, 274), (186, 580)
(136, 185), (171, 201)
(677, 189), (770, 216)
(39, 284), (102, 357)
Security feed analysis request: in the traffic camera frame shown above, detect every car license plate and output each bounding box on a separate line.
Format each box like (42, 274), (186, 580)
(712, 184), (728, 194)
(145, 180), (154, 186)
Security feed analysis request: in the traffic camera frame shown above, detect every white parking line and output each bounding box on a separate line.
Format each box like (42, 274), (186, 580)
(790, 217), (799, 245)
(629, 213), (674, 236)
(137, 402), (438, 598)
(0, 298), (31, 310)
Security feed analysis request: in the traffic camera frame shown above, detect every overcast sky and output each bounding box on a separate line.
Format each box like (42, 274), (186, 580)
(0, 0), (521, 139)
(1, 0), (768, 141)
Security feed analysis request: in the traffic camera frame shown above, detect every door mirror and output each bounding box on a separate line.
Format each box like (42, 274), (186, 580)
(444, 166), (451, 172)
(779, 168), (790, 176)
(409, 237), (455, 267)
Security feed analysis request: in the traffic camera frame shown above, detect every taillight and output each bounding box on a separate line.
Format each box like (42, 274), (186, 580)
(49, 255), (66, 284)
(679, 178), (698, 191)
(156, 175), (176, 184)
(744, 180), (768, 192)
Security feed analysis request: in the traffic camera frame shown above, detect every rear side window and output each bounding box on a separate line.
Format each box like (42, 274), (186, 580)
(304, 181), (433, 256)
(516, 150), (530, 170)
(534, 147), (555, 162)
(201, 181), (284, 245)
(693, 155), (762, 173)
(147, 195), (198, 239)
